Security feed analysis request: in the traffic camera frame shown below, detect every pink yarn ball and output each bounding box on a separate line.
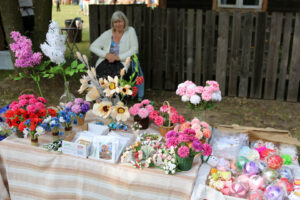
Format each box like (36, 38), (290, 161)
(230, 182), (248, 198)
(249, 175), (264, 190)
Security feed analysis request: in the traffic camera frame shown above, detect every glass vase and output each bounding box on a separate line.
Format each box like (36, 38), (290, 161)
(59, 81), (75, 105)
(192, 110), (207, 122)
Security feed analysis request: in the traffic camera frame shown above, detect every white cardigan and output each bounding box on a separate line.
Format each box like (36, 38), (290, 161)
(90, 26), (139, 68)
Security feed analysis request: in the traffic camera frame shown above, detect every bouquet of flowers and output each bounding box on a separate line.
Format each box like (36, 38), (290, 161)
(0, 122), (12, 141)
(65, 98), (90, 125)
(176, 80), (222, 111)
(165, 128), (212, 171)
(58, 109), (77, 129)
(23, 119), (45, 140)
(42, 116), (61, 133)
(129, 99), (154, 129)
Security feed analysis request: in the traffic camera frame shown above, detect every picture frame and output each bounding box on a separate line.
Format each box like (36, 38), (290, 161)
(91, 136), (118, 163)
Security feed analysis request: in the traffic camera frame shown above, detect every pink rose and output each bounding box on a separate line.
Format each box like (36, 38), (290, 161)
(35, 102), (45, 110)
(203, 128), (211, 139)
(129, 106), (139, 116)
(18, 94), (29, 100)
(28, 95), (35, 99)
(19, 99), (29, 107)
(154, 116), (164, 126)
(11, 105), (20, 111)
(149, 110), (159, 120)
(191, 123), (201, 131)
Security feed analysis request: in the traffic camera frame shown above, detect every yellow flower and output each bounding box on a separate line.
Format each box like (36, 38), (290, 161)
(103, 76), (120, 97)
(111, 101), (130, 122)
(93, 101), (112, 118)
(120, 85), (132, 96)
(99, 77), (108, 88)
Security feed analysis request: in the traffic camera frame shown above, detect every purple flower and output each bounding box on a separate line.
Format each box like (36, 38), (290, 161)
(191, 140), (203, 152)
(177, 146), (190, 158)
(202, 143), (212, 156)
(183, 128), (196, 136)
(71, 104), (81, 114)
(166, 137), (179, 148)
(65, 102), (73, 108)
(178, 133), (190, 143)
(83, 101), (90, 107)
(166, 130), (178, 139)
(74, 98), (84, 104)
(81, 103), (90, 113)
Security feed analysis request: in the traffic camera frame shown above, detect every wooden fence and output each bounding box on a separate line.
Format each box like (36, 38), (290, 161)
(89, 5), (300, 102)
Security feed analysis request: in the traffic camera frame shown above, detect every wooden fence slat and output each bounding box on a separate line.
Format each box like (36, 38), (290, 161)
(134, 6), (142, 58)
(178, 9), (185, 83)
(228, 12), (241, 96)
(145, 8), (152, 89)
(250, 12), (266, 98)
(99, 6), (106, 35)
(89, 5), (99, 66)
(152, 8), (162, 89)
(203, 10), (213, 84)
(107, 5), (115, 29)
(126, 6), (133, 25)
(208, 11), (216, 81)
(161, 8), (166, 89)
(165, 8), (177, 90)
(277, 13), (292, 100)
(194, 10), (203, 85)
(186, 9), (194, 81)
(239, 13), (253, 97)
(215, 11), (229, 95)
(264, 12), (283, 99)
(287, 13), (300, 102)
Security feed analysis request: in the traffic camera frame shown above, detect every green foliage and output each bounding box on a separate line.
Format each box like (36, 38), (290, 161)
(187, 101), (215, 111)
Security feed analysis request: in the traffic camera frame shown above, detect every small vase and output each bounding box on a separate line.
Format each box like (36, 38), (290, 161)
(52, 131), (59, 141)
(158, 125), (174, 137)
(176, 154), (194, 171)
(31, 137), (39, 147)
(64, 126), (73, 137)
(134, 115), (149, 130)
(16, 129), (24, 138)
(59, 81), (75, 104)
(192, 110), (207, 122)
(76, 114), (86, 126)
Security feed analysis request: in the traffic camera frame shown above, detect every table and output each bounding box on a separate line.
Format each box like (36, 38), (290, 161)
(0, 112), (202, 200)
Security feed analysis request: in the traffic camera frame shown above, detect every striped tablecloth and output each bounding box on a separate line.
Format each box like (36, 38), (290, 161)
(0, 112), (202, 200)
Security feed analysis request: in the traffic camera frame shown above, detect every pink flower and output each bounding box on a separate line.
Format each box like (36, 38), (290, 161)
(11, 105), (20, 111)
(180, 122), (191, 130)
(195, 86), (204, 94)
(149, 110), (159, 120)
(71, 104), (81, 114)
(203, 128), (211, 139)
(134, 103), (143, 108)
(206, 80), (220, 92)
(18, 94), (29, 100)
(37, 97), (47, 104)
(179, 115), (185, 124)
(28, 95), (35, 99)
(19, 99), (29, 107)
(35, 102), (45, 110)
(177, 146), (190, 158)
(129, 106), (139, 116)
(200, 122), (209, 129)
(186, 88), (196, 98)
(27, 104), (37, 113)
(74, 98), (84, 104)
(166, 130), (178, 138)
(201, 91), (212, 101)
(170, 113), (178, 124)
(191, 123), (201, 131)
(29, 98), (38, 104)
(183, 80), (194, 87)
(166, 137), (179, 148)
(160, 105), (169, 113)
(66, 102), (73, 108)
(202, 143), (212, 156)
(138, 108), (149, 119)
(183, 128), (196, 137)
(191, 118), (200, 125)
(154, 116), (164, 126)
(176, 87), (186, 96)
(141, 99), (150, 105)
(192, 140), (203, 152)
(145, 105), (154, 113)
(178, 134), (190, 143)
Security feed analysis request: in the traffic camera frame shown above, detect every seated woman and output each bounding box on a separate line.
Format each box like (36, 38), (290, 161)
(90, 10), (138, 79)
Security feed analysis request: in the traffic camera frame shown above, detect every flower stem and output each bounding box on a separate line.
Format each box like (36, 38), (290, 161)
(36, 80), (43, 97)
(62, 72), (71, 101)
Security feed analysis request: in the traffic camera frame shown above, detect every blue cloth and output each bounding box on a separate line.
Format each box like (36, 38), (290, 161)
(130, 56), (144, 100)
(0, 105), (9, 122)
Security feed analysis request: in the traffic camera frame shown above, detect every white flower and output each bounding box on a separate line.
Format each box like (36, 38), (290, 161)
(190, 95), (201, 105)
(181, 95), (189, 102)
(211, 91), (222, 101)
(43, 116), (51, 123)
(40, 20), (66, 64)
(187, 84), (196, 90)
(59, 116), (65, 123)
(36, 126), (45, 136)
(177, 83), (185, 88)
(23, 128), (29, 138)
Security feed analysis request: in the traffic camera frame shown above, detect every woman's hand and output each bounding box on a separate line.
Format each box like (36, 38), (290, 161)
(105, 53), (120, 63)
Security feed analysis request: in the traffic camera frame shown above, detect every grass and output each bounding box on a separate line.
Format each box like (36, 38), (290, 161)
(52, 4), (91, 58)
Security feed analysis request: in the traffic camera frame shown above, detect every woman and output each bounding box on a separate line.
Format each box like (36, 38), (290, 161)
(90, 11), (138, 79)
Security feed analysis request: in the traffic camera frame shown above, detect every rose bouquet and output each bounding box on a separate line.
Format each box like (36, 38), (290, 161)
(176, 80), (222, 112)
(129, 99), (154, 129)
(66, 98), (90, 125)
(165, 128), (212, 171)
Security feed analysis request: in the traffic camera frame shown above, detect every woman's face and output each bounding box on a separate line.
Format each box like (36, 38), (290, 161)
(113, 19), (125, 32)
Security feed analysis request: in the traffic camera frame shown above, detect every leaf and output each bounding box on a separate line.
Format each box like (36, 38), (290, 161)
(14, 77), (23, 81)
(43, 74), (49, 78)
(71, 60), (78, 68)
(77, 64), (85, 69)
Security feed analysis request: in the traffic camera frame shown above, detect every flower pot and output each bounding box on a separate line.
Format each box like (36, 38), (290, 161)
(64, 126), (72, 137)
(176, 154), (194, 171)
(134, 115), (149, 130)
(52, 131), (59, 141)
(31, 137), (39, 147)
(16, 129), (24, 138)
(76, 114), (86, 126)
(158, 125), (174, 137)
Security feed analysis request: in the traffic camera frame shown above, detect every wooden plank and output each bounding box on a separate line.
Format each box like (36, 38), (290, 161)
(152, 8), (162, 89)
(178, 8), (185, 83)
(202, 10), (213, 84)
(126, 6), (133, 25)
(89, 5), (99, 66)
(207, 11), (216, 81)
(264, 12), (283, 99)
(228, 12), (241, 97)
(194, 10), (203, 85)
(215, 11), (229, 95)
(134, 6), (142, 56)
(145, 7), (152, 89)
(165, 8), (177, 90)
(277, 13), (292, 100)
(186, 9), (194, 81)
(0, 14), (5, 50)
(161, 8), (166, 89)
(250, 12), (266, 98)
(239, 13), (253, 97)
(287, 13), (300, 102)
(107, 5), (115, 30)
(99, 6), (107, 35)
(140, 6), (147, 82)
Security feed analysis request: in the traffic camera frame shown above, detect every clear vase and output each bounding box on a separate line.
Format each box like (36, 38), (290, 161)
(59, 81), (75, 105)
(192, 110), (207, 122)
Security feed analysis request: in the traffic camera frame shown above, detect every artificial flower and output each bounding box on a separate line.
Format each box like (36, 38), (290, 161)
(86, 86), (100, 101)
(177, 146), (190, 158)
(120, 85), (132, 96)
(93, 101), (112, 119)
(99, 77), (108, 88)
(103, 76), (120, 97)
(111, 102), (130, 122)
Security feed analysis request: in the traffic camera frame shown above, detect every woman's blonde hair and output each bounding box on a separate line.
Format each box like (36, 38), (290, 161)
(111, 11), (129, 31)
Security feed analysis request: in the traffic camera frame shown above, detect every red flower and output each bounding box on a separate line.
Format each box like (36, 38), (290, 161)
(38, 109), (46, 117)
(29, 113), (38, 119)
(23, 112), (30, 120)
(12, 117), (21, 127)
(30, 124), (36, 131)
(6, 119), (12, 127)
(14, 109), (23, 116)
(132, 86), (138, 97)
(136, 76), (144, 85)
(5, 110), (14, 118)
(31, 118), (39, 126)
(18, 122), (26, 132)
(134, 152), (139, 158)
(47, 108), (57, 117)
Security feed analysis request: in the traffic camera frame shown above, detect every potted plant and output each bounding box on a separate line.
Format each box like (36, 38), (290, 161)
(23, 118), (46, 146)
(65, 98), (90, 126)
(129, 99), (154, 129)
(58, 109), (77, 136)
(149, 101), (185, 137)
(42, 116), (62, 141)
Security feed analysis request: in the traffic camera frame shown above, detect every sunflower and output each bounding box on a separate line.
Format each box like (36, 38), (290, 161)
(120, 85), (132, 96)
(103, 76), (120, 97)
(99, 77), (108, 88)
(93, 101), (112, 119)
(111, 102), (130, 122)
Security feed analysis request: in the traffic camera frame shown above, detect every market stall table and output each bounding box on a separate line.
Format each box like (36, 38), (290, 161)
(0, 111), (202, 200)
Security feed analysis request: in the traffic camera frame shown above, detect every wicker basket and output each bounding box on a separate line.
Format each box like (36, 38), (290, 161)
(158, 101), (174, 137)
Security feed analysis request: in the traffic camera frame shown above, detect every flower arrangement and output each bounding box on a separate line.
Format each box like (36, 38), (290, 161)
(0, 123), (12, 141)
(58, 109), (77, 129)
(66, 98), (90, 116)
(23, 119), (45, 139)
(165, 128), (212, 171)
(129, 99), (154, 119)
(41, 116), (61, 133)
(176, 80), (222, 111)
